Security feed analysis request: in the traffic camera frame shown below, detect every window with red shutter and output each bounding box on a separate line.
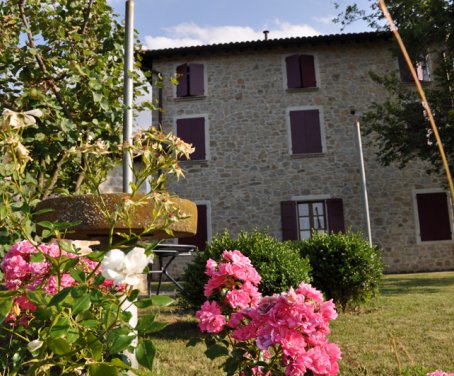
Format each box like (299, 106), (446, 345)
(176, 117), (206, 160)
(285, 54), (317, 89)
(289, 109), (323, 154)
(179, 204), (208, 251)
(416, 192), (452, 241)
(176, 63), (205, 97)
(281, 198), (344, 241)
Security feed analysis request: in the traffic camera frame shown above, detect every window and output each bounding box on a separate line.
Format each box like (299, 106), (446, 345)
(176, 63), (205, 97)
(178, 203), (210, 251)
(415, 191), (452, 242)
(285, 54), (317, 89)
(281, 198), (345, 241)
(398, 55), (430, 83)
(288, 108), (323, 154)
(176, 116), (207, 160)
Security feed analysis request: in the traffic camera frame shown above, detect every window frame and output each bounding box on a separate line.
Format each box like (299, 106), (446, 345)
(174, 61), (208, 99)
(398, 54), (431, 83)
(412, 188), (454, 244)
(286, 106), (326, 156)
(296, 200), (328, 240)
(282, 53), (320, 91)
(174, 114), (211, 161)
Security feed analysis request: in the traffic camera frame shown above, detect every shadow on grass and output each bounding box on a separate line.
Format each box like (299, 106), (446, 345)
(381, 273), (454, 295)
(148, 320), (201, 340)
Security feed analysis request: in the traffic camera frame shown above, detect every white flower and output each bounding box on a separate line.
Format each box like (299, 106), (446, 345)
(101, 247), (151, 286)
(27, 339), (44, 353)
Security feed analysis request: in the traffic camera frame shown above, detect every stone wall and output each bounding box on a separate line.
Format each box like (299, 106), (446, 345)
(145, 38), (454, 274)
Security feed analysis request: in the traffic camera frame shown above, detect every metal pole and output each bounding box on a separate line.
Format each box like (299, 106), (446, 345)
(354, 114), (373, 246)
(123, 0), (134, 193)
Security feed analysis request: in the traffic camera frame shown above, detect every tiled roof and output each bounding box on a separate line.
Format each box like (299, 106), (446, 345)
(142, 31), (391, 63)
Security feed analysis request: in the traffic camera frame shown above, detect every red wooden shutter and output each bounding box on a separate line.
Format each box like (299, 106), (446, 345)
(398, 56), (413, 83)
(189, 63), (204, 96)
(290, 109), (322, 154)
(285, 55), (302, 89)
(300, 55), (316, 88)
(281, 201), (298, 240)
(176, 117), (206, 160)
(416, 192), (452, 241)
(179, 204), (207, 251)
(326, 198), (345, 234)
(176, 63), (189, 97)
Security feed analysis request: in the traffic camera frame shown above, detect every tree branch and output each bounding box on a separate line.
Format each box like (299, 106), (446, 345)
(42, 151), (69, 200)
(80, 0), (94, 35)
(18, 0), (73, 121)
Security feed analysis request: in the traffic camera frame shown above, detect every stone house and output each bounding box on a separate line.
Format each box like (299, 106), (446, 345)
(131, 31), (454, 274)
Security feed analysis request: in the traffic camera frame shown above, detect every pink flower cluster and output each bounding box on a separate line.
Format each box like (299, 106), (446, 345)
(1, 240), (112, 320)
(428, 372), (454, 376)
(196, 250), (341, 376)
(197, 250), (262, 334)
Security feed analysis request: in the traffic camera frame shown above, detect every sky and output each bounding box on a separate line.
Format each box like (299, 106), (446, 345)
(108, 0), (374, 50)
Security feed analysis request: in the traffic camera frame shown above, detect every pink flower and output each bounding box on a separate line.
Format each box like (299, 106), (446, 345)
(427, 372), (454, 376)
(226, 289), (251, 310)
(205, 258), (218, 277)
(196, 301), (226, 334)
(44, 274), (75, 294)
(296, 282), (324, 303)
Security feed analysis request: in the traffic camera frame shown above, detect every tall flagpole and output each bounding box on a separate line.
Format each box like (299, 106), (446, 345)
(123, 0), (134, 193)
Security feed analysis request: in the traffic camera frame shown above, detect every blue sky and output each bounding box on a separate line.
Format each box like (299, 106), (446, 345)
(108, 0), (373, 50)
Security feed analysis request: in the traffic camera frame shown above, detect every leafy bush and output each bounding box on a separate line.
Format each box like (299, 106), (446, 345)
(180, 229), (312, 309)
(295, 232), (384, 311)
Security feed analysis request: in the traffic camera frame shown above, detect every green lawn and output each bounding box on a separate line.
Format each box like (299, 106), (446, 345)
(145, 272), (454, 376)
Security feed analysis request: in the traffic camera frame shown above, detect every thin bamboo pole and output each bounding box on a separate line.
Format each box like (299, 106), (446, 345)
(378, 0), (454, 203)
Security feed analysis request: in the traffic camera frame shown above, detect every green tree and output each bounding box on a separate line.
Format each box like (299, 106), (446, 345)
(0, 0), (158, 250)
(0, 0), (154, 195)
(335, 0), (454, 173)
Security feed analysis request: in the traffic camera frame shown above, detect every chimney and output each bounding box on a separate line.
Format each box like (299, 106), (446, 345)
(263, 30), (269, 40)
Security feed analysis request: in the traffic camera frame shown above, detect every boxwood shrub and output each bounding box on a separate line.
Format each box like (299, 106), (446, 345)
(294, 231), (384, 311)
(180, 229), (312, 309)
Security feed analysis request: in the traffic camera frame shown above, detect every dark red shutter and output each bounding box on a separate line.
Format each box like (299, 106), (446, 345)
(281, 201), (298, 240)
(290, 109), (322, 154)
(176, 64), (189, 97)
(189, 63), (204, 96)
(286, 55), (302, 89)
(326, 198), (345, 234)
(398, 56), (413, 83)
(416, 192), (452, 241)
(179, 204), (207, 251)
(300, 55), (316, 88)
(176, 117), (206, 160)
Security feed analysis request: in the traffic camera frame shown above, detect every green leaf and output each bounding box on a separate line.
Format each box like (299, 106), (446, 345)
(50, 317), (70, 338)
(136, 315), (168, 335)
(86, 251), (104, 261)
(48, 338), (71, 355)
(70, 269), (86, 283)
(71, 294), (91, 315)
(127, 289), (140, 302)
(88, 363), (119, 376)
(30, 252), (45, 263)
(61, 257), (80, 273)
(136, 340), (156, 370)
(0, 298), (13, 323)
(48, 287), (71, 307)
(66, 326), (80, 344)
(37, 221), (55, 230)
(86, 333), (103, 361)
(134, 295), (174, 308)
(80, 319), (99, 328)
(109, 334), (135, 355)
(205, 344), (229, 360)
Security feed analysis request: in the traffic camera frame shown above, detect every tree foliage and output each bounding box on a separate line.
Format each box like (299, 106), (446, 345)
(0, 0), (153, 196)
(335, 0), (454, 173)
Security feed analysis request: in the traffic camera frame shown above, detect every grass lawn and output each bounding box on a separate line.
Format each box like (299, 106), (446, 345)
(144, 272), (454, 376)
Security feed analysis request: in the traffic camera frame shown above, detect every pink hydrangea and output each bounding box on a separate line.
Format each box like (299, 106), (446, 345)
(196, 301), (226, 334)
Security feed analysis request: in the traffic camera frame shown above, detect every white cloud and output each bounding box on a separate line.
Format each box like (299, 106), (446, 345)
(144, 19), (321, 50)
(312, 15), (336, 25)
